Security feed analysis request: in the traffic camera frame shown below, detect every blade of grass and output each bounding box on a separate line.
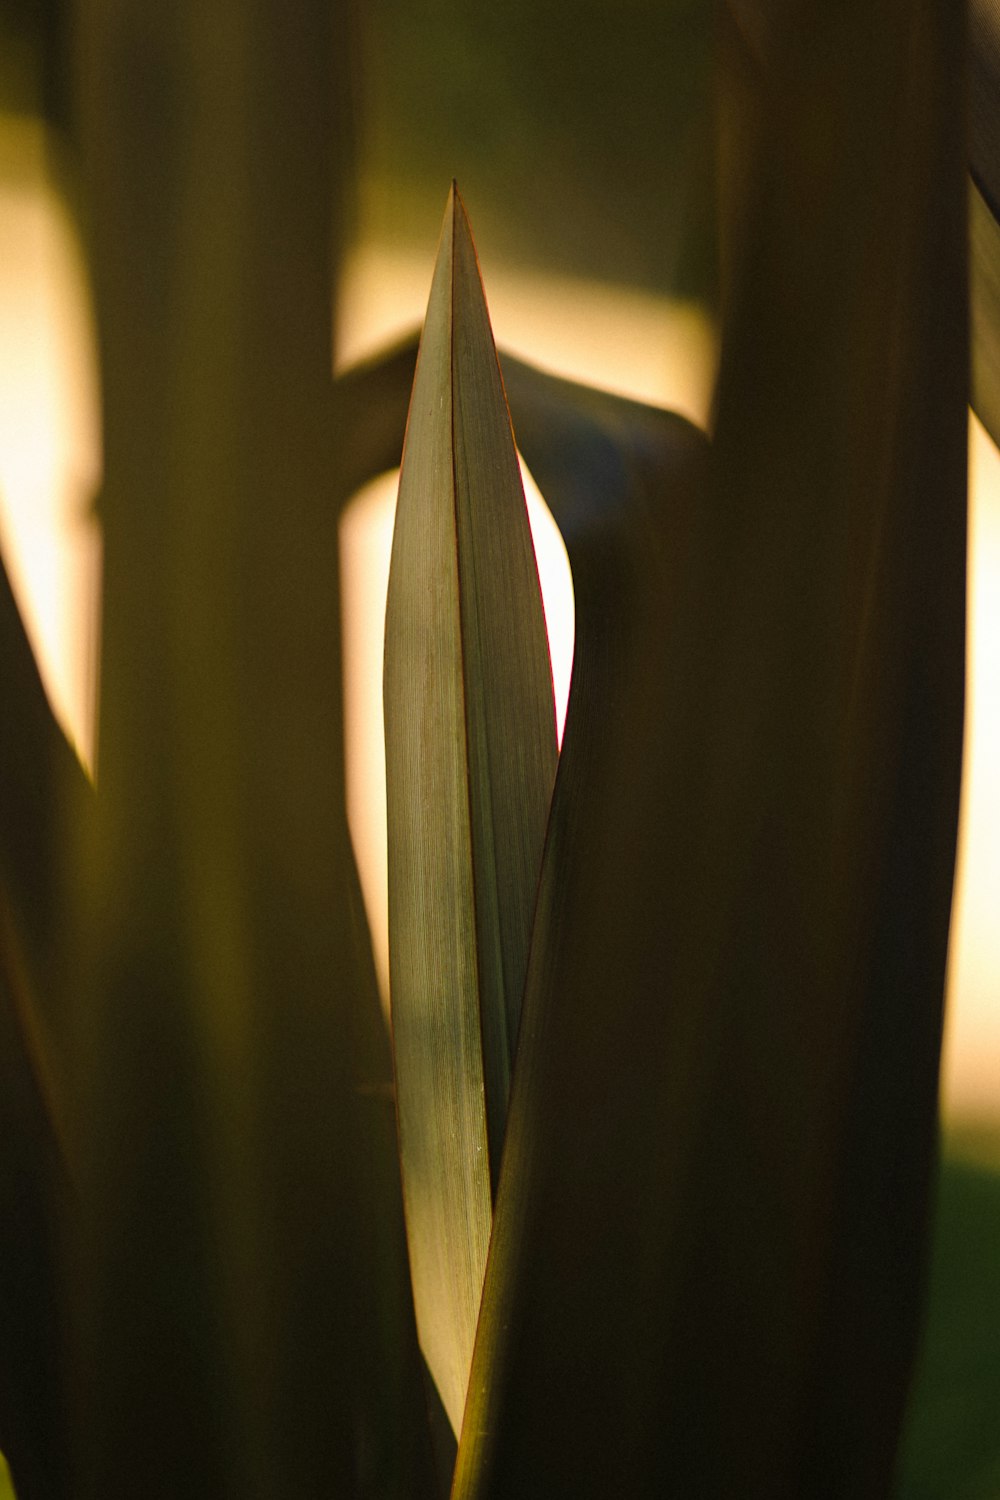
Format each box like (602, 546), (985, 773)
(383, 186), (557, 1439)
(455, 5), (967, 1495)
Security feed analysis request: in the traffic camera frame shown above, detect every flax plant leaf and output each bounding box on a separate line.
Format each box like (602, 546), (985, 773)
(454, 5), (967, 1496)
(383, 185), (557, 1440)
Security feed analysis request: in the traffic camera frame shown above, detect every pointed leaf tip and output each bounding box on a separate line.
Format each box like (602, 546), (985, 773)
(385, 192), (557, 1442)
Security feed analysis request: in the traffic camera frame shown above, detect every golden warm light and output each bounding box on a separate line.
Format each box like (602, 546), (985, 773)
(340, 458), (574, 1006)
(940, 413), (1000, 1123)
(1, 165), (996, 1126)
(0, 116), (101, 768)
(337, 241), (717, 423)
(336, 243), (717, 1010)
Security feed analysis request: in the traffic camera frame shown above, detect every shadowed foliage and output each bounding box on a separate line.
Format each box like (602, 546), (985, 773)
(453, 6), (966, 1496)
(0, 557), (79, 1500)
(0, 0), (982, 1494)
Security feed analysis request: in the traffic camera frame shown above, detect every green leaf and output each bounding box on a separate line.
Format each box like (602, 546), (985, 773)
(455, 5), (967, 1496)
(0, 1451), (19, 1500)
(896, 1147), (1000, 1500)
(383, 185), (557, 1439)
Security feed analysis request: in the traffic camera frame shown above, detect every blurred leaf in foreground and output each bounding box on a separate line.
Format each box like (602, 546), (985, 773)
(454, 4), (967, 1495)
(74, 1), (378, 1494)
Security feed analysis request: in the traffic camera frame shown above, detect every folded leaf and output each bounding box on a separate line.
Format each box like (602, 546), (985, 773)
(383, 186), (557, 1438)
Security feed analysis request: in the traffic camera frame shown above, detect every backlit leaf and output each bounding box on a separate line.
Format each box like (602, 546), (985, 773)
(383, 185), (557, 1438)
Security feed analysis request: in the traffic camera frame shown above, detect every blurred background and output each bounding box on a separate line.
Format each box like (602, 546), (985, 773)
(0, 0), (996, 1493)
